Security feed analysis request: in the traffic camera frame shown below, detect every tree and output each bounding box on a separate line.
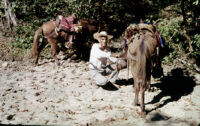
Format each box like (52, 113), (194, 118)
(3, 0), (17, 28)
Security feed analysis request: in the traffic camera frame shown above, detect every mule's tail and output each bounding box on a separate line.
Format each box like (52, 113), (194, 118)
(136, 35), (147, 85)
(31, 26), (43, 58)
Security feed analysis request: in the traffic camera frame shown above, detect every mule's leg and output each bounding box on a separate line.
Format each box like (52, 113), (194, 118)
(146, 79), (151, 90)
(146, 64), (152, 89)
(140, 82), (146, 114)
(146, 73), (151, 90)
(49, 39), (60, 66)
(60, 42), (68, 52)
(32, 43), (39, 65)
(131, 61), (139, 106)
(133, 79), (139, 106)
(34, 52), (39, 65)
(35, 38), (48, 65)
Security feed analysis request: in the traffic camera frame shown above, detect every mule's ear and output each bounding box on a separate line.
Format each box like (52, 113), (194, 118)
(71, 13), (77, 19)
(55, 15), (63, 26)
(140, 18), (143, 23)
(57, 15), (63, 20)
(152, 25), (157, 32)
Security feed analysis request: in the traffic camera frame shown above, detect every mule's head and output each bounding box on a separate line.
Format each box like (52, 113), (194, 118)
(74, 24), (83, 33)
(77, 19), (89, 28)
(78, 18), (107, 34)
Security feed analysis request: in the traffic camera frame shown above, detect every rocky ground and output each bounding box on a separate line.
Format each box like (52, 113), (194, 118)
(0, 52), (200, 126)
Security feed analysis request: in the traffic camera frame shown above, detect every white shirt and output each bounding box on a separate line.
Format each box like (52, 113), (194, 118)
(89, 43), (117, 71)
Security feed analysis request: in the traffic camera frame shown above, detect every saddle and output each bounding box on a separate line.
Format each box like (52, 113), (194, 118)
(56, 15), (75, 33)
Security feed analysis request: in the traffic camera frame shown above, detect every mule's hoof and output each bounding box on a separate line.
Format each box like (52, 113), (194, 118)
(140, 111), (146, 118)
(132, 102), (138, 106)
(34, 63), (38, 67)
(146, 84), (150, 89)
(57, 62), (61, 66)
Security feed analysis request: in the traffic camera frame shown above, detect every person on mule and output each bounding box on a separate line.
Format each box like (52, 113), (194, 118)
(89, 31), (127, 87)
(56, 14), (76, 48)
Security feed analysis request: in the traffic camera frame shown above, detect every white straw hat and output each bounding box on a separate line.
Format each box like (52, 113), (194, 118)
(93, 31), (113, 40)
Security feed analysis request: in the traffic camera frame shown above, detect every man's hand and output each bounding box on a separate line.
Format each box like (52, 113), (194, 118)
(98, 57), (108, 68)
(116, 58), (127, 71)
(98, 57), (107, 64)
(107, 58), (114, 65)
(98, 57), (115, 68)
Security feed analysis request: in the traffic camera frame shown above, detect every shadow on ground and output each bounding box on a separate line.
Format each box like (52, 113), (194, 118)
(102, 82), (119, 91)
(149, 113), (171, 122)
(116, 78), (134, 86)
(147, 68), (196, 113)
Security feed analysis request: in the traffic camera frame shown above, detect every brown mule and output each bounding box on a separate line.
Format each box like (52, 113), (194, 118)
(123, 23), (160, 115)
(77, 18), (108, 35)
(72, 18), (108, 60)
(31, 20), (82, 66)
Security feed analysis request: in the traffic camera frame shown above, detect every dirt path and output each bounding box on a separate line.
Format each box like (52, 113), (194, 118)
(0, 57), (200, 126)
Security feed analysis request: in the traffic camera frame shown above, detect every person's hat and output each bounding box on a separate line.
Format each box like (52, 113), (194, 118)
(93, 31), (113, 40)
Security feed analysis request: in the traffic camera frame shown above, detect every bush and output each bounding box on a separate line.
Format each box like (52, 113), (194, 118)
(10, 0), (156, 49)
(157, 18), (183, 63)
(1, 0), (199, 66)
(191, 34), (200, 59)
(14, 22), (38, 49)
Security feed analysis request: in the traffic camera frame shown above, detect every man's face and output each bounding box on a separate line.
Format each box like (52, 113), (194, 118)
(99, 36), (107, 50)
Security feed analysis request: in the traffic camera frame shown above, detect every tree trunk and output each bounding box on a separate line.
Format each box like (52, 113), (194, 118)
(4, 0), (10, 28)
(3, 0), (17, 28)
(183, 31), (194, 52)
(180, 0), (187, 25)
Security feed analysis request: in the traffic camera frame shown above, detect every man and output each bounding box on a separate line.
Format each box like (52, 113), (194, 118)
(89, 31), (127, 87)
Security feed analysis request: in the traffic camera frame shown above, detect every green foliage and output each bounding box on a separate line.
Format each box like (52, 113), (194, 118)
(193, 0), (199, 5)
(157, 12), (200, 64)
(191, 34), (200, 59)
(10, 0), (158, 50)
(1, 0), (199, 65)
(14, 23), (37, 49)
(158, 19), (180, 47)
(163, 51), (176, 64)
(157, 18), (188, 63)
(158, 18), (182, 43)
(0, 1), (5, 18)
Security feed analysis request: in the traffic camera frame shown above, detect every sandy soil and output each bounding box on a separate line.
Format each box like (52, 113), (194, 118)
(0, 54), (200, 126)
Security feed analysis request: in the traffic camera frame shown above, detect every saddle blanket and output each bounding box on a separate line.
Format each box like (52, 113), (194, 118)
(60, 15), (74, 32)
